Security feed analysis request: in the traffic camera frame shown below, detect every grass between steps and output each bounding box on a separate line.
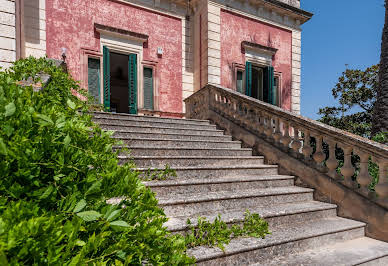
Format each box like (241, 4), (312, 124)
(185, 211), (270, 252)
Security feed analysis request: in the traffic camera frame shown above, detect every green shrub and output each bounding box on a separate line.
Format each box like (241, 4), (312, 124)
(0, 57), (194, 265)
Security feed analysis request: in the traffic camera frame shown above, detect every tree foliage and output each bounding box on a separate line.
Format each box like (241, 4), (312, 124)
(318, 65), (379, 138)
(0, 57), (194, 265)
(372, 0), (388, 136)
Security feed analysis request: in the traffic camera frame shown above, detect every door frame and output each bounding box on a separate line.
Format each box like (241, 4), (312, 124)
(100, 33), (143, 113)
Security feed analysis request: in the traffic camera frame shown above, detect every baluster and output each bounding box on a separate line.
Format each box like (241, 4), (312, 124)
(281, 121), (292, 149)
(273, 117), (282, 145)
(257, 111), (265, 136)
(264, 113), (273, 137)
(312, 135), (325, 165)
(356, 151), (372, 190)
(325, 139), (338, 179)
(302, 129), (313, 160)
(291, 124), (301, 154)
(375, 159), (388, 198)
(340, 145), (355, 185)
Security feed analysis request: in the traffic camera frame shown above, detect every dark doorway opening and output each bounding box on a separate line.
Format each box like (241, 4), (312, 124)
(110, 52), (129, 113)
(251, 67), (263, 101)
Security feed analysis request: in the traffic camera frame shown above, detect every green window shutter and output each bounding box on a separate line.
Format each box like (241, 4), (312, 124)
(245, 61), (252, 97)
(88, 58), (101, 104)
(269, 66), (275, 105)
(263, 66), (275, 105)
(143, 67), (153, 110)
(236, 70), (243, 93)
(128, 54), (138, 114)
(103, 46), (110, 111)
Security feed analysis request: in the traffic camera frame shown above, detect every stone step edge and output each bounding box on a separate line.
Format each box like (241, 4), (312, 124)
(254, 237), (388, 266)
(92, 111), (210, 123)
(114, 146), (252, 151)
(143, 175), (292, 187)
(113, 131), (229, 138)
(100, 125), (224, 133)
(121, 156), (264, 160)
(95, 120), (217, 128)
(135, 165), (277, 172)
(166, 201), (337, 232)
(157, 186), (313, 206)
(190, 217), (366, 263)
(113, 137), (241, 144)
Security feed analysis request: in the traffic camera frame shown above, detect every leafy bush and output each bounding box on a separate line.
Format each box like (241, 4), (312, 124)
(0, 57), (194, 265)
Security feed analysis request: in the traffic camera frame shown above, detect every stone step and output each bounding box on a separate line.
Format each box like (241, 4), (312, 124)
(125, 156), (264, 167)
(157, 186), (313, 217)
(189, 217), (366, 265)
(113, 131), (232, 141)
(94, 118), (217, 130)
(253, 237), (388, 266)
(117, 138), (242, 149)
(145, 175), (293, 196)
(92, 111), (210, 125)
(117, 147), (253, 157)
(99, 124), (225, 136)
(165, 201), (337, 233)
(137, 165), (278, 180)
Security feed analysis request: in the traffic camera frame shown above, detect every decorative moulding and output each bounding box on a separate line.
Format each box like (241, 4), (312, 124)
(94, 23), (148, 43)
(241, 41), (278, 55)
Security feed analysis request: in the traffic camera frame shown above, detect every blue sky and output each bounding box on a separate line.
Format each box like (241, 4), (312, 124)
(300, 0), (385, 119)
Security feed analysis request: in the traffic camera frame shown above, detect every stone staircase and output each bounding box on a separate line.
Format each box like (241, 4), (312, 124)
(93, 111), (388, 266)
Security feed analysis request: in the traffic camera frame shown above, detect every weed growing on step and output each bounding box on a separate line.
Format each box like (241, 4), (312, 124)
(185, 211), (270, 251)
(0, 57), (194, 265)
(143, 164), (177, 181)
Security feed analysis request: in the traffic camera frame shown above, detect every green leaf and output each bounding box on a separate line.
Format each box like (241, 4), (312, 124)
(36, 114), (53, 126)
(0, 250), (8, 266)
(73, 199), (87, 213)
(75, 239), (86, 246)
(4, 102), (16, 117)
(77, 210), (101, 222)
(110, 220), (130, 229)
(0, 138), (7, 156)
(40, 185), (54, 199)
(85, 181), (101, 196)
(3, 125), (14, 137)
(67, 99), (76, 110)
(106, 210), (121, 222)
(64, 134), (71, 146)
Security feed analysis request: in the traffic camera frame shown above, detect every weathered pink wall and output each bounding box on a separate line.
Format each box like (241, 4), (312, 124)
(220, 10), (292, 111)
(46, 0), (182, 114)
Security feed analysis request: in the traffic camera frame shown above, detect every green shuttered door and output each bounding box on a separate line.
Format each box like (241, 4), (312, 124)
(88, 58), (101, 103)
(264, 66), (275, 105)
(128, 54), (137, 114)
(245, 61), (252, 97)
(103, 46), (110, 110)
(143, 67), (153, 110)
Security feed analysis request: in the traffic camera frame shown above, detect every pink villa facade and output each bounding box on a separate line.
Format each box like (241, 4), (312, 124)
(1, 0), (312, 117)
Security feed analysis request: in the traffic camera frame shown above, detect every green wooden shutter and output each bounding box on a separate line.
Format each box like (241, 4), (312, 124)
(128, 54), (138, 114)
(245, 61), (252, 97)
(143, 67), (153, 110)
(236, 70), (243, 93)
(88, 58), (101, 104)
(264, 66), (275, 105)
(103, 46), (110, 111)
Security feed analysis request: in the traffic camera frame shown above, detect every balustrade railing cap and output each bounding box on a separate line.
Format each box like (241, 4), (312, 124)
(185, 84), (388, 159)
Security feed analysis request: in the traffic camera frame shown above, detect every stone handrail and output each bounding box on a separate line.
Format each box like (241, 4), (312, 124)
(185, 84), (388, 202)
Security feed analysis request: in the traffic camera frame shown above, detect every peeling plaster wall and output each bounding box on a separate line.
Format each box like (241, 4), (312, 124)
(46, 0), (183, 114)
(220, 10), (293, 111)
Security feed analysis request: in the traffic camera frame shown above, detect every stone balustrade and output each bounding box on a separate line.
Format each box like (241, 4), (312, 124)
(185, 84), (388, 203)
